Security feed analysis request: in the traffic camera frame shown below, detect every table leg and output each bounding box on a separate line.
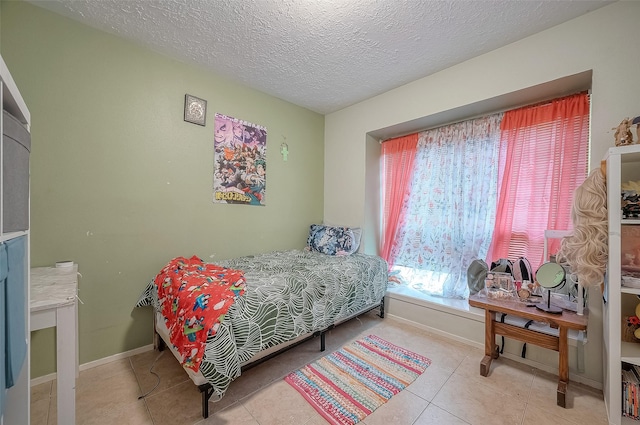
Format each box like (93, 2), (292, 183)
(75, 300), (80, 379)
(557, 326), (568, 408)
(481, 309), (497, 377)
(56, 304), (76, 424)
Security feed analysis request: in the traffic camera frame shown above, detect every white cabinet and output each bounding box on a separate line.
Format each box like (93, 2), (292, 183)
(603, 144), (640, 425)
(0, 54), (30, 425)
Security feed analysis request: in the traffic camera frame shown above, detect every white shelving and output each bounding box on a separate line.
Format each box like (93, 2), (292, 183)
(0, 54), (30, 425)
(603, 144), (640, 425)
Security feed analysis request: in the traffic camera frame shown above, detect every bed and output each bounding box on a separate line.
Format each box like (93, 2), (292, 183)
(135, 231), (388, 418)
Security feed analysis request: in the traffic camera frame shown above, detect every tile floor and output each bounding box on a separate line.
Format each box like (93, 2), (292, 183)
(30, 310), (608, 425)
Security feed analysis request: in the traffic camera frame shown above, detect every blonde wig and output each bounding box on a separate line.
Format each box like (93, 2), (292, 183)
(557, 168), (608, 291)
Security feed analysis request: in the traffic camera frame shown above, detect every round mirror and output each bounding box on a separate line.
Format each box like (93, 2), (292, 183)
(535, 262), (566, 289)
(535, 262), (566, 314)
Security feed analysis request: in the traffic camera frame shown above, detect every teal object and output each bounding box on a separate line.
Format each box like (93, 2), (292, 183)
(0, 243), (7, 416)
(4, 236), (27, 388)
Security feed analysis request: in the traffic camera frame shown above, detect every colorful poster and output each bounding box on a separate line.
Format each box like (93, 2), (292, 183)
(213, 113), (267, 206)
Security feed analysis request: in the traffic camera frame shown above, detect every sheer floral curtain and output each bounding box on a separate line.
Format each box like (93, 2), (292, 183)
(486, 92), (590, 270)
(381, 134), (418, 265)
(389, 114), (502, 298)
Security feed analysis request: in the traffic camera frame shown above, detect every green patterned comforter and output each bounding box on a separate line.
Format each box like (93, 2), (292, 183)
(136, 249), (388, 400)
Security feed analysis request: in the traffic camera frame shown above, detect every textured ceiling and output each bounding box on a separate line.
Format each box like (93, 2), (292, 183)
(27, 0), (613, 114)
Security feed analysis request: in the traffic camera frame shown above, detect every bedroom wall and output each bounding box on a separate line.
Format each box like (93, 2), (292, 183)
(1, 0), (325, 378)
(324, 1), (640, 388)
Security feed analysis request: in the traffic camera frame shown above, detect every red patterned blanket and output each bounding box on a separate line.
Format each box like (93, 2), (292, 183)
(154, 256), (246, 371)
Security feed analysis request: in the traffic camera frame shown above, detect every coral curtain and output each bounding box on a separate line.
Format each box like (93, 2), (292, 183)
(381, 134), (418, 266)
(486, 92), (590, 271)
(390, 115), (502, 298)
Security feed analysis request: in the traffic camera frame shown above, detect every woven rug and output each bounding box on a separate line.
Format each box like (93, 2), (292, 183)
(284, 334), (431, 425)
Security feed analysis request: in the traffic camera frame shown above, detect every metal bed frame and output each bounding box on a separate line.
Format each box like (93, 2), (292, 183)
(157, 296), (385, 419)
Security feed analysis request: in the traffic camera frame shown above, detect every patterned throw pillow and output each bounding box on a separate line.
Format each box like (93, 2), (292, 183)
(307, 224), (357, 256)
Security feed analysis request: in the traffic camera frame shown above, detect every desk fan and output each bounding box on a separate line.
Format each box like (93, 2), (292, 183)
(535, 262), (566, 314)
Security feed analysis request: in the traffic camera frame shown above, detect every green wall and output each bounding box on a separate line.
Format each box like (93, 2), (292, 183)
(1, 1), (324, 377)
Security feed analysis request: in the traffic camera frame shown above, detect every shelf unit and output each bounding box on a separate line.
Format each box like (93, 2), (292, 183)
(0, 54), (31, 425)
(603, 144), (640, 425)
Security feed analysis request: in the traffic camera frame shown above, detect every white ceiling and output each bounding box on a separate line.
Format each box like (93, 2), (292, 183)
(27, 0), (613, 115)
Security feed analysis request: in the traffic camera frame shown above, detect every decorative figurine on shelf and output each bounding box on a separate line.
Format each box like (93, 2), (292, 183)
(623, 301), (640, 342)
(613, 117), (634, 146)
(633, 116), (640, 144)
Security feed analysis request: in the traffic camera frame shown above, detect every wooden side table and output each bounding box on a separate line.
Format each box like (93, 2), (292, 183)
(468, 294), (588, 407)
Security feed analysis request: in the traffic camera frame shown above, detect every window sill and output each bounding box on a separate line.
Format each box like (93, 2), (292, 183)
(385, 285), (587, 345)
(385, 285), (485, 321)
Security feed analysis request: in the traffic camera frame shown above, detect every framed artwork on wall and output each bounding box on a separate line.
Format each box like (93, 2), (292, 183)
(184, 94), (207, 126)
(213, 113), (267, 206)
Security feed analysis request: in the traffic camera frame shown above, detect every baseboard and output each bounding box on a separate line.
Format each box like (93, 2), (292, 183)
(387, 312), (602, 391)
(498, 350), (602, 390)
(387, 312), (484, 350)
(31, 314), (603, 392)
(30, 344), (155, 386)
(30, 372), (57, 387)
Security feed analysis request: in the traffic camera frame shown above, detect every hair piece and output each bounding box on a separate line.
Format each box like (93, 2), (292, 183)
(556, 168), (608, 291)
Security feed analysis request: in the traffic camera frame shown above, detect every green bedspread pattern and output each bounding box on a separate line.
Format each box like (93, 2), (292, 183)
(136, 249), (388, 401)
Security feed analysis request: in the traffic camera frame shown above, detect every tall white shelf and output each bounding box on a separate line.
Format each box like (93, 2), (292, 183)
(0, 54), (30, 425)
(603, 144), (640, 425)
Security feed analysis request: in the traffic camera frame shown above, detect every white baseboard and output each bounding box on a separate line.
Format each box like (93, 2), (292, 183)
(30, 344), (155, 387)
(499, 350), (602, 390)
(387, 312), (484, 350)
(30, 372), (57, 387)
(31, 312), (603, 392)
(387, 312), (602, 391)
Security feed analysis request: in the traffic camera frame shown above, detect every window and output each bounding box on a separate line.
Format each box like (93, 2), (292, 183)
(383, 92), (590, 299)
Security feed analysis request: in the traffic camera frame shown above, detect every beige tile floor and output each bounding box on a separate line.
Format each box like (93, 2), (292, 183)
(31, 311), (608, 425)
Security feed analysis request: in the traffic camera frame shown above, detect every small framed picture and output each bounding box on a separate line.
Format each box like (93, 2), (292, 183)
(184, 94), (207, 126)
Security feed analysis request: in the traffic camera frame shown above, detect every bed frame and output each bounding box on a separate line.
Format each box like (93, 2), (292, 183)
(155, 296), (385, 418)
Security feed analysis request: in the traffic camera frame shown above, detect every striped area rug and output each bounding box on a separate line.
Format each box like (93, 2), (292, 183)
(284, 334), (431, 425)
